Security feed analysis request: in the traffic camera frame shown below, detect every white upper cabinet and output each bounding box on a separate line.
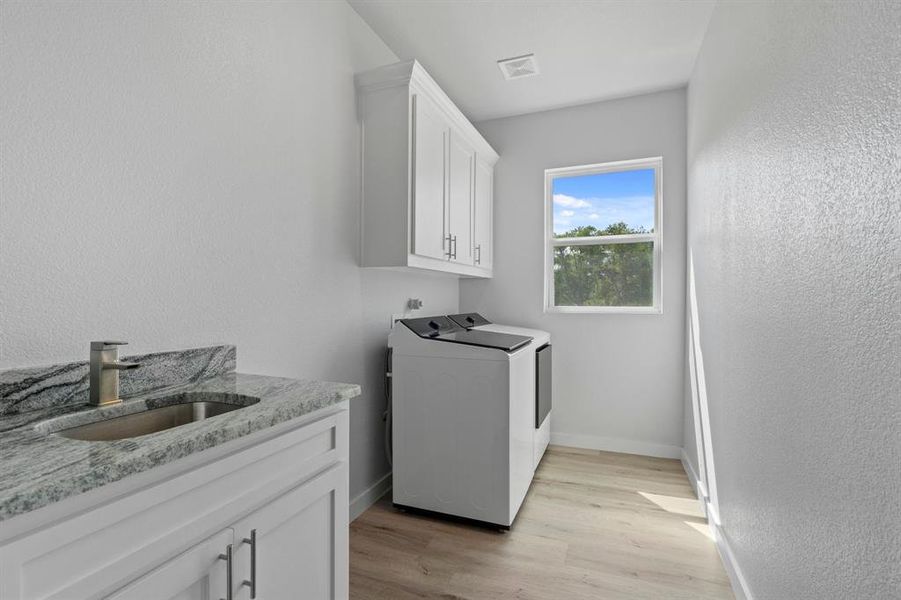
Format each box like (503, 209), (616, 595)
(447, 128), (474, 266)
(356, 60), (497, 278)
(411, 92), (448, 262)
(473, 157), (493, 269)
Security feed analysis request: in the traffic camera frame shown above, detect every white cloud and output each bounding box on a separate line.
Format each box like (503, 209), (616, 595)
(553, 194), (591, 209)
(553, 195), (656, 234)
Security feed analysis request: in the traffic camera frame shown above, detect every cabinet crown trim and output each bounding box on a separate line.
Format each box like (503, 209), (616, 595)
(355, 59), (499, 163)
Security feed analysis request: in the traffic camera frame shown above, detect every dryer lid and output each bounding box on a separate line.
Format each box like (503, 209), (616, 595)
(448, 312), (491, 329)
(437, 329), (532, 352)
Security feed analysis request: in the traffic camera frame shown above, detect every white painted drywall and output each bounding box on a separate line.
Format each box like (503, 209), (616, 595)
(461, 89), (687, 458)
(0, 1), (459, 502)
(685, 1), (901, 598)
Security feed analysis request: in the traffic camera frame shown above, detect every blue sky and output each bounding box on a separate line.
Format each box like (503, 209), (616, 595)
(552, 168), (655, 235)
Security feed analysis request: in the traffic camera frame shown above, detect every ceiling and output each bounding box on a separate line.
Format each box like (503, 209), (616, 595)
(349, 0), (716, 122)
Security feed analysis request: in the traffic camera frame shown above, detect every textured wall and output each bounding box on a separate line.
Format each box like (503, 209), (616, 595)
(462, 89), (687, 457)
(0, 1), (459, 502)
(686, 1), (901, 598)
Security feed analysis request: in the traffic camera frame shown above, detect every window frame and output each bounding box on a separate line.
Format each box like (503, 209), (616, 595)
(544, 156), (663, 315)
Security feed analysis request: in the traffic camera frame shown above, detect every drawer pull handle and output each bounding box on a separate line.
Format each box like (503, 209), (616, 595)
(218, 543), (233, 600)
(242, 529), (257, 598)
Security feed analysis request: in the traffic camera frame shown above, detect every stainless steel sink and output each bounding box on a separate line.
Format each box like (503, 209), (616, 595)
(56, 400), (252, 441)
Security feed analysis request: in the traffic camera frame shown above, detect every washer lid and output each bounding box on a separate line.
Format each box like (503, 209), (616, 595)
(400, 316), (462, 338)
(400, 315), (532, 352)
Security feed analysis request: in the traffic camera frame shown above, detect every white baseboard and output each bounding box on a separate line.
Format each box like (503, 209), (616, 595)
(680, 449), (708, 517)
(349, 472), (392, 522)
(680, 449), (701, 495)
(711, 517), (754, 600)
(550, 432), (682, 459)
(679, 453), (747, 599)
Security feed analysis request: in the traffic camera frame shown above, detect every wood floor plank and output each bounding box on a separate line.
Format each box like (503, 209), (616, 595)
(350, 446), (734, 599)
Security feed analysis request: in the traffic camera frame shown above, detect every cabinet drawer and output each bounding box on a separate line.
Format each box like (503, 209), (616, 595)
(0, 409), (348, 600)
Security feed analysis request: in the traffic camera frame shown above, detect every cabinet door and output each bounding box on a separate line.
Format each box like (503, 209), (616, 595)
(447, 130), (474, 265)
(233, 463), (348, 600)
(105, 529), (233, 600)
(473, 158), (493, 269)
(411, 92), (448, 261)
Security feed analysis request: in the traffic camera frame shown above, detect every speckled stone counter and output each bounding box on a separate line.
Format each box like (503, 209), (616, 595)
(0, 348), (360, 522)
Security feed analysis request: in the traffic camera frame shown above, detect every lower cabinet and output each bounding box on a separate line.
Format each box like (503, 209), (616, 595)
(233, 464), (348, 600)
(0, 406), (350, 600)
(107, 463), (348, 600)
(105, 529), (233, 600)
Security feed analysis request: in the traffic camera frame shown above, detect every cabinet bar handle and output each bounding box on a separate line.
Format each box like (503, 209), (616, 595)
(242, 529), (257, 598)
(218, 544), (233, 600)
(475, 244), (481, 265)
(451, 235), (457, 259)
(445, 234), (452, 258)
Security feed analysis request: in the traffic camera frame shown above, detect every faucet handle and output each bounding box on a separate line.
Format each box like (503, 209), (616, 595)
(90, 341), (128, 350)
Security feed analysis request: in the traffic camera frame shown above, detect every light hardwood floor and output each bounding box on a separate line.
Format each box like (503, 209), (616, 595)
(350, 445), (733, 600)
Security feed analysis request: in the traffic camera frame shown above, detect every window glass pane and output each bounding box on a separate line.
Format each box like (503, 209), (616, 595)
(554, 242), (653, 307)
(552, 168), (655, 237)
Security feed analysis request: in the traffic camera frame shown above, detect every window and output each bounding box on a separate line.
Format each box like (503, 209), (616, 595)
(544, 157), (662, 313)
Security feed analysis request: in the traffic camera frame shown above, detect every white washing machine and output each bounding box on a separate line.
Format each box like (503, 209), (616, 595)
(388, 313), (551, 528)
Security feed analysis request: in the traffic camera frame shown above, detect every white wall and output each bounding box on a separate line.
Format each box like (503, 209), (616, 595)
(0, 1), (459, 502)
(461, 89), (687, 458)
(685, 1), (900, 598)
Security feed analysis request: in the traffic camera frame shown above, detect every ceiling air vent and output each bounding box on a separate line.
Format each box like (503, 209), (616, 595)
(497, 54), (539, 80)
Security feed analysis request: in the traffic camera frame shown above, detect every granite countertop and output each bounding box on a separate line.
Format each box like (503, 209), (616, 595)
(0, 370), (360, 522)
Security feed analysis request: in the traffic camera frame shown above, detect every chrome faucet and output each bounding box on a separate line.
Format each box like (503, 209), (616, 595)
(89, 341), (141, 406)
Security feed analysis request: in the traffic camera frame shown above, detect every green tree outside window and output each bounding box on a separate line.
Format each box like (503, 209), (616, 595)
(554, 222), (653, 307)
